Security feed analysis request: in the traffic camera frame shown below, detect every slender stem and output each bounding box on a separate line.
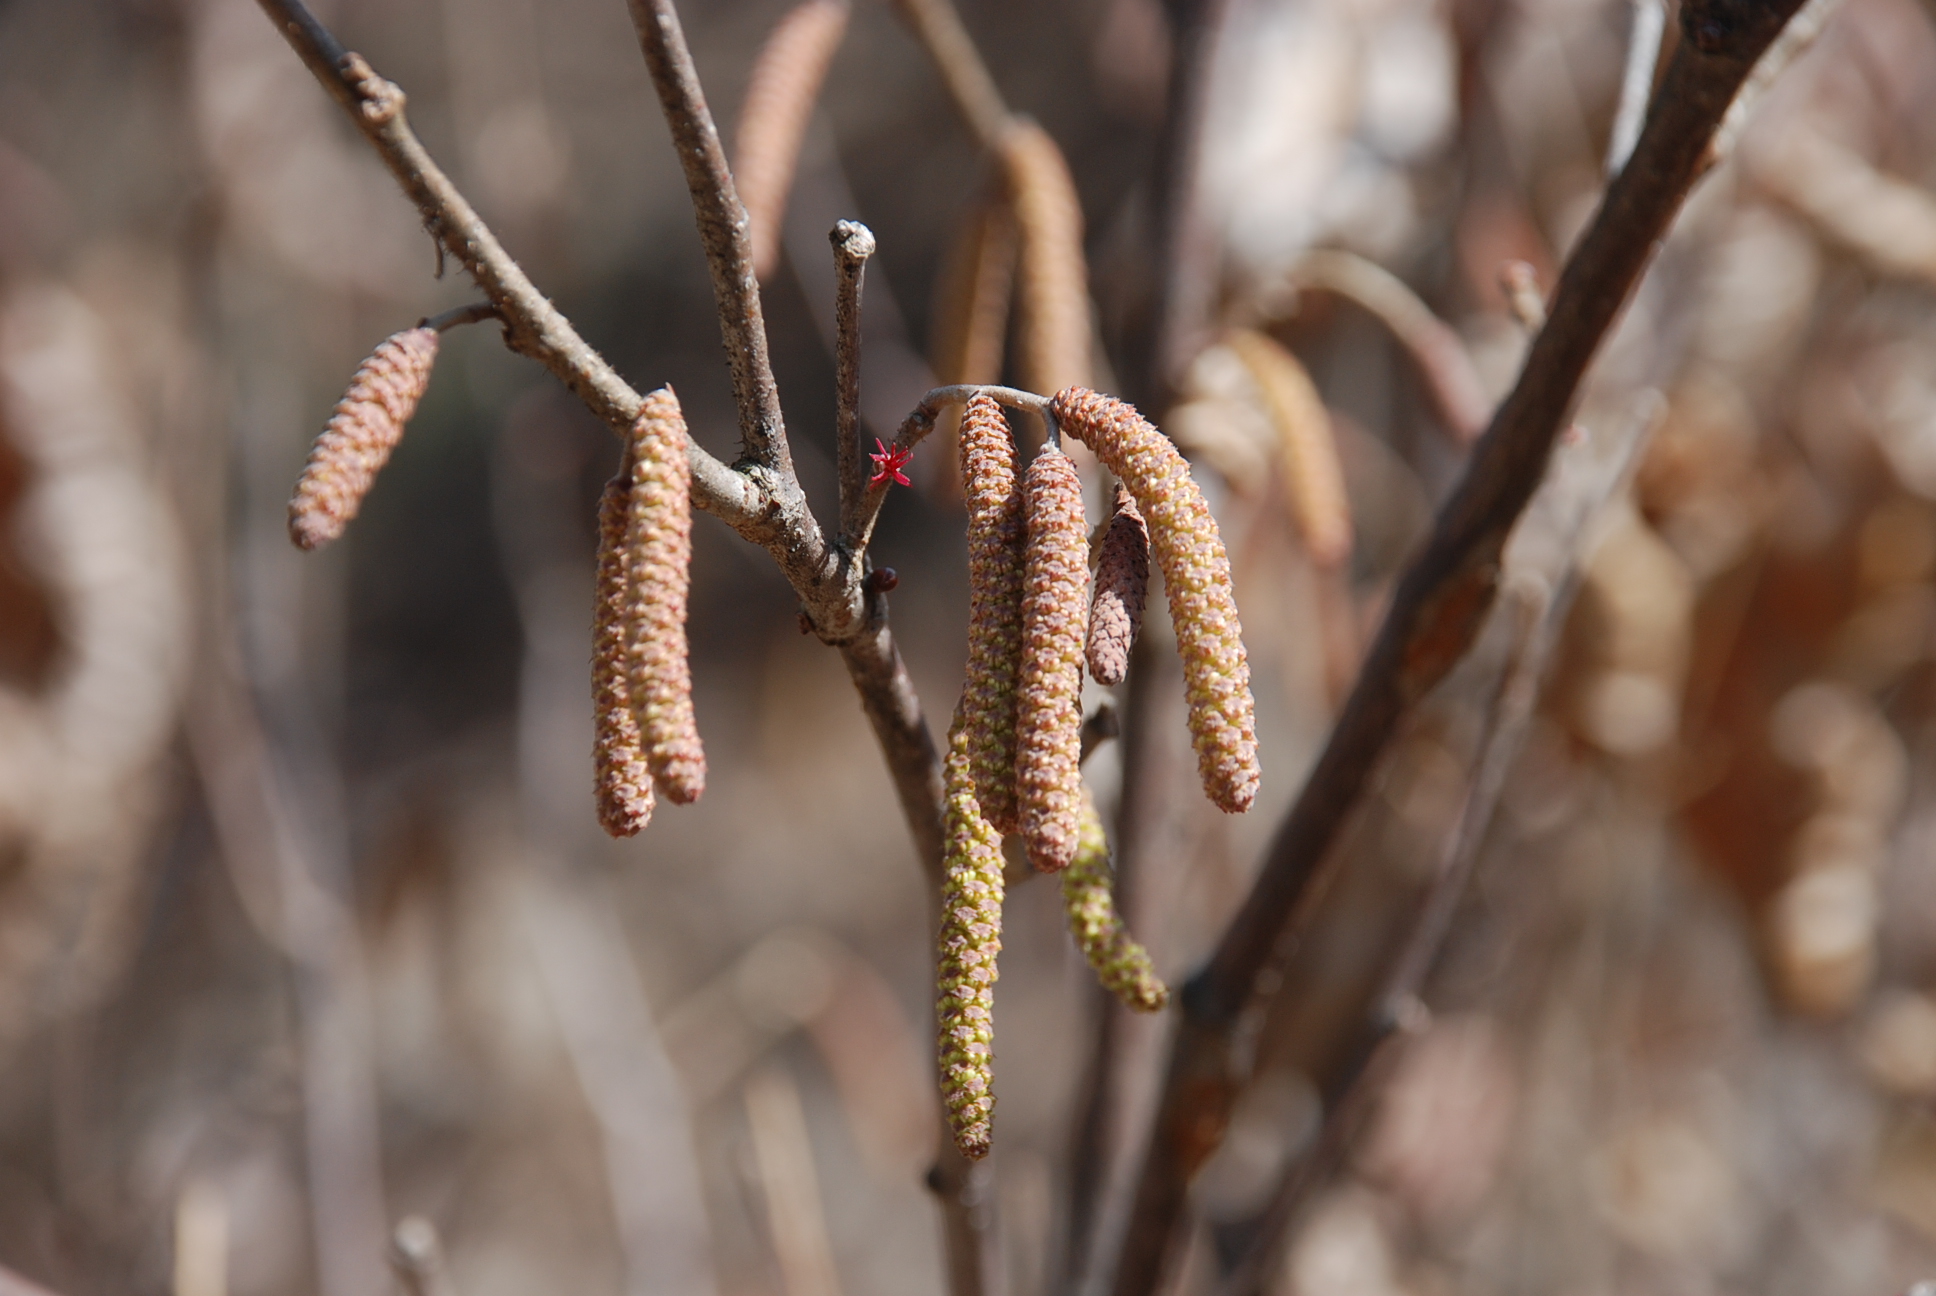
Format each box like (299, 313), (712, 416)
(1106, 6), (1810, 1291)
(833, 220), (877, 546)
(421, 301), (501, 333)
(251, 0), (757, 527)
(624, 0), (791, 474)
(884, 0), (1014, 152)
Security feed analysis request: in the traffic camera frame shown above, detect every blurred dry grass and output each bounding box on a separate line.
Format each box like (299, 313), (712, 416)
(4, 0), (1936, 1295)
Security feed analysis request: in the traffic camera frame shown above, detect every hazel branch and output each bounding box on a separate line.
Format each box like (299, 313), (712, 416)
(250, 0), (758, 528)
(1107, 4), (1812, 1291)
(624, 0), (792, 475)
(833, 221), (877, 547)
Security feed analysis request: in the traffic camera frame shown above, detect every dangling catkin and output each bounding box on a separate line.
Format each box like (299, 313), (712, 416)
(1000, 121), (1089, 398)
(592, 468), (655, 837)
(733, 0), (851, 281)
(959, 393), (1026, 834)
(288, 326), (439, 550)
(938, 710), (1005, 1161)
(1016, 443), (1089, 871)
(1224, 329), (1352, 569)
(1051, 387), (1260, 813)
(1087, 484), (1148, 687)
(623, 387), (706, 804)
(1061, 788), (1167, 1013)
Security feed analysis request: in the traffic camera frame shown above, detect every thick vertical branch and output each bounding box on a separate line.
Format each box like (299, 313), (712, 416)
(625, 0), (791, 475)
(1106, 6), (1810, 1292)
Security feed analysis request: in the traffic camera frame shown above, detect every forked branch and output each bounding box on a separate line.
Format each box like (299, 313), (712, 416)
(1106, 4), (1811, 1291)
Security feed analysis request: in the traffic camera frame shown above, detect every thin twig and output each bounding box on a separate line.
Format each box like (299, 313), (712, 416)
(884, 0), (1014, 152)
(250, 0), (757, 528)
(1106, 6), (1810, 1291)
(420, 301), (502, 333)
(1283, 250), (1492, 445)
(625, 0), (791, 474)
(834, 220), (877, 547)
(1606, 0), (1665, 178)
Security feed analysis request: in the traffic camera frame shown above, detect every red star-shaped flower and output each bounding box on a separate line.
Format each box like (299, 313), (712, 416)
(869, 438), (913, 489)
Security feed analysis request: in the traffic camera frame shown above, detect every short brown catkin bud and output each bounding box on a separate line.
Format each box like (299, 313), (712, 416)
(1016, 443), (1089, 871)
(592, 470), (655, 837)
(1062, 788), (1168, 1013)
(288, 326), (439, 550)
(937, 711), (1005, 1161)
(623, 387), (706, 804)
(959, 393), (1026, 834)
(1087, 484), (1149, 687)
(1052, 387), (1261, 813)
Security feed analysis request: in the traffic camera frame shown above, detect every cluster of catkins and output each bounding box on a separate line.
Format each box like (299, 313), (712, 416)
(937, 388), (1259, 1160)
(287, 328), (706, 837)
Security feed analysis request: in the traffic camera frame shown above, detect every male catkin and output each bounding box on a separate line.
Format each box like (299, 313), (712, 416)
(592, 470), (656, 837)
(288, 326), (439, 550)
(937, 712), (1005, 1161)
(1087, 483), (1149, 687)
(1051, 387), (1261, 813)
(623, 387), (706, 805)
(1001, 122), (1089, 398)
(1061, 789), (1168, 1013)
(1016, 442), (1089, 871)
(734, 0), (851, 281)
(958, 392), (1026, 834)
(1225, 329), (1352, 569)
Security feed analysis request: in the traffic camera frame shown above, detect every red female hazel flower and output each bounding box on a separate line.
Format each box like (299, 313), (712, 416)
(622, 387), (706, 805)
(287, 326), (439, 550)
(1051, 387), (1260, 813)
(1015, 442), (1089, 871)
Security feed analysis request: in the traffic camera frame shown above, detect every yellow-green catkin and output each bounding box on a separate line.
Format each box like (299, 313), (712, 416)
(623, 387), (706, 805)
(937, 711), (1005, 1161)
(1051, 387), (1261, 813)
(959, 392), (1026, 834)
(1087, 483), (1149, 687)
(1061, 789), (1167, 1013)
(1016, 442), (1089, 871)
(592, 468), (656, 837)
(288, 326), (439, 550)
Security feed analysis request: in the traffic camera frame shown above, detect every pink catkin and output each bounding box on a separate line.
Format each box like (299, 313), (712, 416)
(592, 469), (656, 837)
(1015, 443), (1089, 872)
(958, 393), (1026, 835)
(1052, 387), (1260, 813)
(1086, 483), (1149, 687)
(623, 388), (706, 805)
(288, 326), (439, 550)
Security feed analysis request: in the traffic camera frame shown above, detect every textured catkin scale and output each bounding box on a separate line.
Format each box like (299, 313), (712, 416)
(287, 326), (439, 550)
(1224, 329), (1352, 569)
(1087, 484), (1149, 687)
(592, 471), (655, 837)
(1051, 387), (1261, 813)
(1016, 443), (1089, 871)
(937, 714), (1005, 1161)
(1000, 122), (1089, 398)
(1061, 789), (1168, 1013)
(734, 0), (851, 281)
(958, 393), (1026, 835)
(622, 388), (706, 804)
